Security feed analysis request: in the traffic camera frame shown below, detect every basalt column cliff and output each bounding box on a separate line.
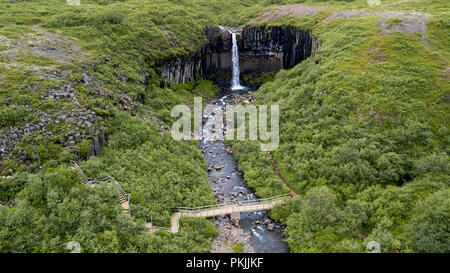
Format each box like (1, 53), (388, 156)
(158, 26), (319, 85)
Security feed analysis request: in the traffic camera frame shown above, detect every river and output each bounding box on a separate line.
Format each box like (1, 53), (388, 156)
(200, 93), (289, 253)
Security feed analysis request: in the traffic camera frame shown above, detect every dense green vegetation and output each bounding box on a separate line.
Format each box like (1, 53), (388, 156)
(230, 0), (449, 252)
(1, 0), (449, 253)
(83, 111), (216, 226)
(0, 111), (218, 252)
(0, 105), (37, 127)
(0, 0), (254, 252)
(232, 140), (291, 197)
(241, 71), (277, 89)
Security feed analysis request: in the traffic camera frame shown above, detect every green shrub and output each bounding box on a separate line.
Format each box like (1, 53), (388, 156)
(0, 105), (36, 127)
(232, 242), (244, 253)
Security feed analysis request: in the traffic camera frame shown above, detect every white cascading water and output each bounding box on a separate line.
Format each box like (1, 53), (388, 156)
(231, 32), (245, 90)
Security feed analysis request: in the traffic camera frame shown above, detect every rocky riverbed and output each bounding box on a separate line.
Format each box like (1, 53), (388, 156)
(200, 93), (289, 253)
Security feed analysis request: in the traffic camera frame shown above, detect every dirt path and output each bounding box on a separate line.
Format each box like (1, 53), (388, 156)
(260, 142), (297, 196)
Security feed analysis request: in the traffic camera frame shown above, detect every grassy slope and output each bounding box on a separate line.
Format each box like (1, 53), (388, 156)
(231, 0), (449, 252)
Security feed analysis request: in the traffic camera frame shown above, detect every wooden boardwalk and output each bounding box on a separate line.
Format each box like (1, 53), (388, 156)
(165, 195), (290, 233)
(71, 161), (292, 234)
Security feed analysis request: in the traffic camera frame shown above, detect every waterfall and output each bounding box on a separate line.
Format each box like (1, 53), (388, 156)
(231, 32), (245, 90)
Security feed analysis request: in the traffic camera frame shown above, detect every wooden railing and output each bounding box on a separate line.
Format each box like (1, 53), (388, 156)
(107, 175), (130, 203)
(71, 160), (293, 234)
(174, 193), (291, 213)
(70, 160), (90, 183)
(70, 161), (131, 210)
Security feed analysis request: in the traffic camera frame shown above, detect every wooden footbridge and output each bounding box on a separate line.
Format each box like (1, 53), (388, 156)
(71, 161), (292, 234)
(164, 194), (291, 233)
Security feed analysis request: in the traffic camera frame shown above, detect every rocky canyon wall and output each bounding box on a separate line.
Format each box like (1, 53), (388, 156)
(157, 26), (319, 85)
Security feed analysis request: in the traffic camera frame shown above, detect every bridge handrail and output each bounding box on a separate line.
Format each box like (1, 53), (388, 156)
(70, 160), (89, 182)
(174, 193), (291, 212)
(70, 161), (131, 208)
(107, 175), (129, 200)
(175, 199), (286, 213)
(150, 226), (171, 231)
(70, 160), (110, 184)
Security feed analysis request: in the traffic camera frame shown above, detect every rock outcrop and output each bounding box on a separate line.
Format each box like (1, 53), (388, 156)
(239, 26), (319, 72)
(157, 26), (319, 85)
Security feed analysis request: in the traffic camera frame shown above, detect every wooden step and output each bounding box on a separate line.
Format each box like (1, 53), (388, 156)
(76, 173), (88, 184)
(117, 193), (127, 203)
(72, 163), (132, 217)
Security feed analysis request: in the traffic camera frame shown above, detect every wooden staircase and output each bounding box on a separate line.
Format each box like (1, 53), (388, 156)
(71, 161), (131, 216)
(115, 185), (130, 215)
(71, 161), (89, 184)
(107, 175), (131, 216)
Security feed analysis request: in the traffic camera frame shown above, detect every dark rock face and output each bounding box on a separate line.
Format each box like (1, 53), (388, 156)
(88, 128), (107, 158)
(158, 51), (204, 85)
(239, 26), (319, 72)
(157, 26), (319, 85)
(201, 26), (233, 75)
